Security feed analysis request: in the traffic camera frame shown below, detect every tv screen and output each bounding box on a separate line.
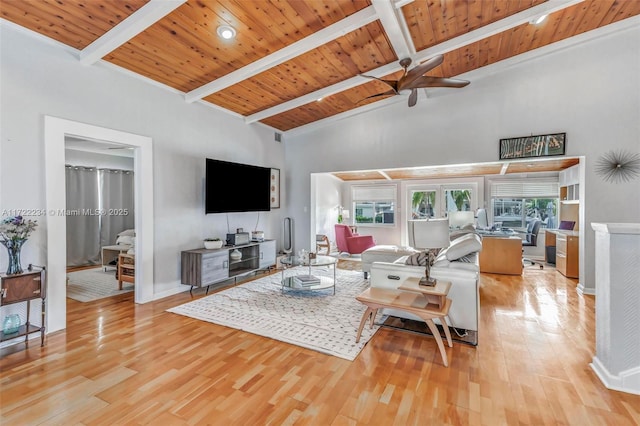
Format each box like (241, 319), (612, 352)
(205, 158), (271, 213)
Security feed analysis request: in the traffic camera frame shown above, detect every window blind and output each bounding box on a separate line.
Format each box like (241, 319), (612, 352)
(490, 180), (559, 198)
(352, 185), (396, 201)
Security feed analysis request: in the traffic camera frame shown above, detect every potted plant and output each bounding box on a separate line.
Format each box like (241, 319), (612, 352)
(0, 215), (38, 275)
(204, 237), (223, 249)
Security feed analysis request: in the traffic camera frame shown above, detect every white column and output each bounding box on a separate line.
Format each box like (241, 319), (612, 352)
(590, 223), (640, 395)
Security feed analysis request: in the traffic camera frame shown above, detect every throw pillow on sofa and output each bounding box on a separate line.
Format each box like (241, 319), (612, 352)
(405, 252), (429, 266)
(116, 235), (134, 245)
(117, 229), (135, 237)
(444, 232), (482, 261)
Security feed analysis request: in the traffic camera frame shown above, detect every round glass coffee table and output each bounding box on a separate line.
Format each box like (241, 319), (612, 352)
(280, 255), (337, 295)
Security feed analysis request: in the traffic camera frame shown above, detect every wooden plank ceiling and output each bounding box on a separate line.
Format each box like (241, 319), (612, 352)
(2, 0), (639, 134)
(332, 157), (580, 181)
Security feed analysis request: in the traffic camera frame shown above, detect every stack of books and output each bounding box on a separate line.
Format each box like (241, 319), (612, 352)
(293, 275), (320, 287)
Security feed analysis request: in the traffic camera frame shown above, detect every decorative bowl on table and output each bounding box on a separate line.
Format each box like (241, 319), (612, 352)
(204, 239), (223, 249)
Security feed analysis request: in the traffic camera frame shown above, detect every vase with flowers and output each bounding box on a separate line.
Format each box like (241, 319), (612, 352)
(0, 216), (38, 275)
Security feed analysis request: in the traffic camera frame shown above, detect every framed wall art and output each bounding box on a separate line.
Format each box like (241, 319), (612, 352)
(499, 132), (566, 160)
(270, 168), (280, 209)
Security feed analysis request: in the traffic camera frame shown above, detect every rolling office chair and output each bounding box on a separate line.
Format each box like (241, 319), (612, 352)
(522, 219), (544, 269)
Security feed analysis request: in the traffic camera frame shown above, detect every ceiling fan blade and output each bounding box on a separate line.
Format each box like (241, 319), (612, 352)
(408, 89), (418, 107)
(359, 74), (398, 93)
(409, 76), (470, 89)
(398, 54), (444, 91)
(356, 90), (397, 104)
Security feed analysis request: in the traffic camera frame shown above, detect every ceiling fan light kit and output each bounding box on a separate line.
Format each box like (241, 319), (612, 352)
(358, 54), (470, 107)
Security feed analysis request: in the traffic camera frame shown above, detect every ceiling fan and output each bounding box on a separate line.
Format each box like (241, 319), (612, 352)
(358, 54), (470, 107)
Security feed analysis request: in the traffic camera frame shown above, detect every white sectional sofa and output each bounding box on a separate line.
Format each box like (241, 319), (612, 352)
(365, 231), (482, 338)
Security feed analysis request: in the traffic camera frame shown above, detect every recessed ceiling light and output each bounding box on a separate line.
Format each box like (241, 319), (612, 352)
(217, 25), (236, 40)
(317, 97), (323, 102)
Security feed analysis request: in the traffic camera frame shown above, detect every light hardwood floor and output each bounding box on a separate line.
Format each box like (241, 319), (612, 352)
(1, 266), (639, 425)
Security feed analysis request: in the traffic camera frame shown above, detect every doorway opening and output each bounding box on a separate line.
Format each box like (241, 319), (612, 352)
(44, 116), (154, 334)
(64, 137), (136, 301)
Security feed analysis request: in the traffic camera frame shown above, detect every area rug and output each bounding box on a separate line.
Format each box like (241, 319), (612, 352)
(336, 258), (363, 273)
(167, 267), (381, 361)
(66, 267), (134, 302)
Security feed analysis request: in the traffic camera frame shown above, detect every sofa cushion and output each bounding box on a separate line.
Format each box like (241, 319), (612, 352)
(116, 235), (134, 245)
(444, 232), (482, 261)
(362, 245), (419, 272)
(456, 254), (475, 263)
(432, 255), (480, 272)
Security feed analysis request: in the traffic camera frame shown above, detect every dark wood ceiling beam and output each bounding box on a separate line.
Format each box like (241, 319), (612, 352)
(184, 6), (379, 103)
(79, 0), (186, 65)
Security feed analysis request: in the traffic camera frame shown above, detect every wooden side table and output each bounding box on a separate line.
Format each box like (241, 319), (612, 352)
(356, 278), (453, 366)
(117, 253), (135, 290)
(0, 267), (46, 348)
(398, 277), (451, 309)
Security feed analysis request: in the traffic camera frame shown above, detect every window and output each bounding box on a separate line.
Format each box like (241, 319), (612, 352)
(490, 180), (559, 229)
(406, 182), (478, 222)
(443, 188), (473, 213)
(411, 190), (436, 219)
(352, 185), (396, 225)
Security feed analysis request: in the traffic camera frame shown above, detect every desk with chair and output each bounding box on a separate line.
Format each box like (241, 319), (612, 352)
(545, 230), (579, 278)
(521, 219), (544, 269)
(478, 234), (523, 275)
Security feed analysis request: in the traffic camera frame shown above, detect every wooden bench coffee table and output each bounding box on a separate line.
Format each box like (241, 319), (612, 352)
(356, 278), (453, 366)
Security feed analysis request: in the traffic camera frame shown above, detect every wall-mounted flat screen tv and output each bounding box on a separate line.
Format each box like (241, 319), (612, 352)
(205, 158), (271, 213)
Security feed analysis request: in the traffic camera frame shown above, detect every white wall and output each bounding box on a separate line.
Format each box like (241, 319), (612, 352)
(285, 24), (640, 293)
(0, 24), (285, 303)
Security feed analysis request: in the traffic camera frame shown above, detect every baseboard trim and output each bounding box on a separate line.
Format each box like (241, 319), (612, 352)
(577, 283), (595, 296)
(590, 356), (640, 395)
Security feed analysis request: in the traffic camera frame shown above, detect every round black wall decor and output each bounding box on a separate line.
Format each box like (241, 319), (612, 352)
(594, 150), (640, 183)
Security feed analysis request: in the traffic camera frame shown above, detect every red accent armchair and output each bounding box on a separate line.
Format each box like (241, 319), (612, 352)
(334, 224), (376, 255)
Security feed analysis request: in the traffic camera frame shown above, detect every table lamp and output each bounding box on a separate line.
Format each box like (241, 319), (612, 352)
(407, 218), (450, 286)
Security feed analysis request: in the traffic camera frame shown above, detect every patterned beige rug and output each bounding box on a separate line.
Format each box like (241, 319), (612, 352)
(67, 267), (134, 302)
(336, 258), (362, 272)
(167, 267), (380, 361)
